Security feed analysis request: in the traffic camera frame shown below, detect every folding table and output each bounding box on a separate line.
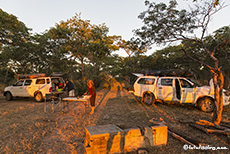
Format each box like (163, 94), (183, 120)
(62, 96), (90, 114)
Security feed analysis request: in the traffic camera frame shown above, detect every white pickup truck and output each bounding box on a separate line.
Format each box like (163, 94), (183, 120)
(3, 74), (65, 102)
(133, 75), (230, 112)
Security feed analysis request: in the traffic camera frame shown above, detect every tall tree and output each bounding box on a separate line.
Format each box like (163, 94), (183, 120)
(48, 13), (120, 82)
(0, 9), (32, 76)
(135, 0), (228, 125)
(0, 9), (30, 48)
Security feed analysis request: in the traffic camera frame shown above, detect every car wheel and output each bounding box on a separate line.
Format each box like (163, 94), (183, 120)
(143, 93), (155, 106)
(198, 97), (215, 112)
(6, 92), (13, 101)
(34, 92), (44, 102)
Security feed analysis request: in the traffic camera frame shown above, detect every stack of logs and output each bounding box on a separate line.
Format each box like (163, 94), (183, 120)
(149, 118), (230, 146)
(182, 119), (230, 136)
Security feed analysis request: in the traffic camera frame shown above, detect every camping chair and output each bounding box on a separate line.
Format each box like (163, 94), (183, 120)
(44, 93), (61, 113)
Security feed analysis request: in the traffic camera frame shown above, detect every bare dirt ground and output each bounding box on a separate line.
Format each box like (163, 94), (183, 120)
(0, 88), (230, 154)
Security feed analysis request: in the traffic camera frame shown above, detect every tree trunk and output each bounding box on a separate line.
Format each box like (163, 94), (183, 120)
(80, 57), (85, 83)
(212, 69), (224, 125)
(4, 67), (9, 84)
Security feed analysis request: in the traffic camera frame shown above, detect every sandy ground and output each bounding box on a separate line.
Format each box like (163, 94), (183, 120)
(0, 88), (230, 154)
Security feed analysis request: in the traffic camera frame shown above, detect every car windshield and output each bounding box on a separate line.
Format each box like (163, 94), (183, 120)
(13, 80), (24, 86)
(188, 78), (202, 87)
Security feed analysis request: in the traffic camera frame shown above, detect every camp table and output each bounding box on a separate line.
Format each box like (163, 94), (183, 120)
(62, 95), (90, 114)
(44, 91), (65, 113)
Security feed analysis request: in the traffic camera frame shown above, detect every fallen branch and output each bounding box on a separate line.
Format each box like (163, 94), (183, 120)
(220, 123), (230, 129)
(149, 118), (166, 126)
(168, 128), (202, 146)
(179, 119), (230, 126)
(168, 128), (202, 145)
(179, 119), (195, 124)
(190, 124), (230, 136)
(221, 121), (230, 126)
(168, 130), (196, 146)
(196, 120), (215, 126)
(190, 124), (209, 134)
(196, 119), (229, 130)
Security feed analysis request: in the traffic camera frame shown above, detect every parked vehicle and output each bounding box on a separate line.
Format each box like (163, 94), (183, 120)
(133, 74), (230, 112)
(3, 74), (65, 102)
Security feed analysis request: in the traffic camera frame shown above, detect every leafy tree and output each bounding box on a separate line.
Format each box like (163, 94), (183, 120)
(48, 13), (120, 82)
(0, 9), (32, 82)
(212, 26), (230, 88)
(0, 9), (30, 48)
(183, 26), (230, 87)
(135, 0), (228, 125)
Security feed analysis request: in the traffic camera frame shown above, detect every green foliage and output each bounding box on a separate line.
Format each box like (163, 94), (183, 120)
(0, 9), (33, 83)
(73, 79), (87, 96)
(0, 9), (30, 47)
(47, 13), (121, 83)
(135, 0), (198, 47)
(49, 13), (120, 61)
(118, 38), (147, 57)
(182, 26), (230, 85)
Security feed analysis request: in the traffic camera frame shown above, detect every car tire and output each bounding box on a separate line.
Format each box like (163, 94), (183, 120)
(143, 93), (155, 106)
(198, 97), (215, 112)
(5, 92), (13, 101)
(34, 92), (44, 102)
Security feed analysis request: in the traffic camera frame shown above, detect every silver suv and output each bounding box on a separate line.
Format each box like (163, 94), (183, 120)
(3, 74), (65, 102)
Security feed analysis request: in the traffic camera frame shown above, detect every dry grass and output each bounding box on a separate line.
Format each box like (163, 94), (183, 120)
(0, 85), (229, 153)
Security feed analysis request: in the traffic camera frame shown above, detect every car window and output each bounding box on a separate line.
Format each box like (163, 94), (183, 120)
(51, 78), (64, 84)
(14, 80), (24, 86)
(36, 79), (45, 84)
(188, 78), (201, 87)
(51, 78), (59, 84)
(145, 78), (155, 85)
(46, 79), (50, 84)
(138, 78), (155, 85)
(138, 78), (145, 84)
(24, 80), (32, 86)
(179, 79), (192, 88)
(161, 79), (173, 86)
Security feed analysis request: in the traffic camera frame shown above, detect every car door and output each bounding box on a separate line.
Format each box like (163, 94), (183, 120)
(179, 78), (195, 103)
(21, 79), (33, 97)
(11, 80), (24, 96)
(158, 77), (175, 101)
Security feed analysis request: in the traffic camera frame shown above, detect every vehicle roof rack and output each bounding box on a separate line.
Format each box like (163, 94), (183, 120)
(141, 69), (193, 77)
(18, 73), (46, 80)
(50, 72), (65, 77)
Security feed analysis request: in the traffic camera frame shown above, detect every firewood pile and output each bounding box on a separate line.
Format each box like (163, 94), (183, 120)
(180, 119), (230, 136)
(149, 118), (230, 146)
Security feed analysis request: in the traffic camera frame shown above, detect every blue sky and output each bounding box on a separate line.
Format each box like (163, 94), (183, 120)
(1, 0), (230, 56)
